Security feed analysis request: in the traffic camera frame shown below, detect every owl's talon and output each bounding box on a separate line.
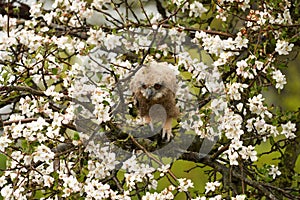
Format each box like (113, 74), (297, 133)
(162, 128), (173, 142)
(162, 118), (174, 142)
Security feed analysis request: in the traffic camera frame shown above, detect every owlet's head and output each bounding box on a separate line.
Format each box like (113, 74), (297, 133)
(130, 61), (178, 100)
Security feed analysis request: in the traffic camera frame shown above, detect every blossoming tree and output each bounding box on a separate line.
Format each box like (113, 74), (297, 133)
(0, 0), (299, 199)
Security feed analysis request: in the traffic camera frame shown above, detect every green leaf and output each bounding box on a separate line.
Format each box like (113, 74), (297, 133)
(52, 67), (58, 75)
(269, 137), (275, 146)
(73, 131), (80, 140)
(0, 154), (6, 171)
(200, 49), (214, 66)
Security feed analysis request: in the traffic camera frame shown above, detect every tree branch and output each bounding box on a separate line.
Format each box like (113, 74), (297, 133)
(180, 152), (281, 200)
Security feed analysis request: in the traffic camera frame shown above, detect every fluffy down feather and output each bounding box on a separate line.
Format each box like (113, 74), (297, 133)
(129, 61), (179, 141)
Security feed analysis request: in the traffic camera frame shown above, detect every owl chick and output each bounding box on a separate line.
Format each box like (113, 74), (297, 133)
(130, 61), (179, 141)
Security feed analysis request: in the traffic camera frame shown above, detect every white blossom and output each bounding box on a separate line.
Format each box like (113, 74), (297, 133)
(268, 165), (281, 179)
(234, 32), (248, 49)
(157, 164), (170, 177)
(93, 104), (111, 123)
(230, 139), (243, 151)
(142, 188), (174, 200)
(87, 28), (106, 45)
(172, 0), (189, 11)
(239, 145), (258, 162)
(283, 9), (292, 24)
(43, 175), (55, 187)
(281, 121), (297, 139)
(236, 59), (254, 79)
(1, 184), (13, 199)
(216, 6), (227, 21)
(122, 154), (138, 172)
(30, 3), (43, 18)
(104, 34), (122, 50)
(43, 11), (56, 25)
(238, 0), (250, 11)
(189, 2), (207, 17)
(228, 150), (239, 165)
(61, 175), (82, 196)
(178, 178), (194, 192)
(0, 135), (12, 152)
(32, 144), (55, 164)
(236, 103), (244, 112)
(275, 40), (294, 55)
(232, 194), (246, 200)
(86, 146), (118, 180)
(209, 195), (222, 200)
(84, 179), (112, 199)
(272, 70), (287, 90)
(45, 85), (64, 101)
(0, 176), (7, 188)
(205, 181), (221, 194)
(248, 94), (272, 118)
(121, 154), (157, 191)
(226, 83), (248, 100)
(255, 60), (264, 71)
(222, 109), (244, 139)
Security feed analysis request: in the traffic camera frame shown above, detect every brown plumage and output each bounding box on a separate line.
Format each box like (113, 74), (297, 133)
(130, 61), (179, 141)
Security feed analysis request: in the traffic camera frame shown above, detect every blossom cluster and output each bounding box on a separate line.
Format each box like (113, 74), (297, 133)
(142, 178), (194, 200)
(0, 0), (298, 199)
(122, 155), (158, 191)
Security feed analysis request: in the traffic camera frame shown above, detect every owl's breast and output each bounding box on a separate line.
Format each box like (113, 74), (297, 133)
(134, 90), (179, 118)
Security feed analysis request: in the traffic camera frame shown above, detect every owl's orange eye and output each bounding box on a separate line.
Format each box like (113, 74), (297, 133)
(154, 83), (162, 90)
(142, 84), (147, 89)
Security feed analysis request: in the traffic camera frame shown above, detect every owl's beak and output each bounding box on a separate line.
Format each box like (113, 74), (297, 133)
(145, 88), (154, 99)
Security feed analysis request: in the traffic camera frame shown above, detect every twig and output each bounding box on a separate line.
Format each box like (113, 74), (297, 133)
(159, 0), (189, 25)
(0, 85), (72, 101)
(0, 85), (45, 96)
(138, 0), (151, 25)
